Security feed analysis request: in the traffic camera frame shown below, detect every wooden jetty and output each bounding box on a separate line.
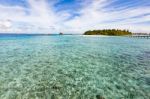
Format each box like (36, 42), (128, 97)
(130, 33), (150, 38)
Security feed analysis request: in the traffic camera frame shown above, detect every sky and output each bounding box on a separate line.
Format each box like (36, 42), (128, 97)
(0, 0), (150, 34)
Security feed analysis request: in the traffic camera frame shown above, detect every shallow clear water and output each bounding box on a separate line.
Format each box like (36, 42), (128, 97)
(0, 35), (150, 99)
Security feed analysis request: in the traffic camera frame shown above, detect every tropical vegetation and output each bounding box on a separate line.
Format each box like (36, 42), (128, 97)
(84, 29), (132, 36)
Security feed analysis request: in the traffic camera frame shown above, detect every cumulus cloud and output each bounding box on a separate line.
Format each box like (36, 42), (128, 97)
(0, 0), (149, 33)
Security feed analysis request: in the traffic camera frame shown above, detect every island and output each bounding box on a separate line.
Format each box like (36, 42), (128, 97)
(59, 32), (63, 35)
(84, 29), (132, 36)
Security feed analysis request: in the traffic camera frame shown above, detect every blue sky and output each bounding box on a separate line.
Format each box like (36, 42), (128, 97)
(0, 0), (150, 33)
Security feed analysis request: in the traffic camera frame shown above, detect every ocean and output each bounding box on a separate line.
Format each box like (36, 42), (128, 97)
(0, 34), (150, 99)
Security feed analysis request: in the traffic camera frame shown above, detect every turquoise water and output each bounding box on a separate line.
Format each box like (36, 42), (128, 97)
(0, 35), (150, 99)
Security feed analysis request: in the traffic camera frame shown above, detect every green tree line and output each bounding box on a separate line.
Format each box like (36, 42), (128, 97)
(84, 29), (132, 36)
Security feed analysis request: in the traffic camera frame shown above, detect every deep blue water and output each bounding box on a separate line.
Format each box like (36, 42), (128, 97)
(0, 35), (150, 99)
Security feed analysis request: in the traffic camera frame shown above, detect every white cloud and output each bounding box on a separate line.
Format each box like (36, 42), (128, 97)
(63, 0), (150, 33)
(0, 0), (149, 33)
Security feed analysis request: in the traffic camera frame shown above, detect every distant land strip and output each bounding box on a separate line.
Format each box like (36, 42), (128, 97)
(84, 29), (132, 36)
